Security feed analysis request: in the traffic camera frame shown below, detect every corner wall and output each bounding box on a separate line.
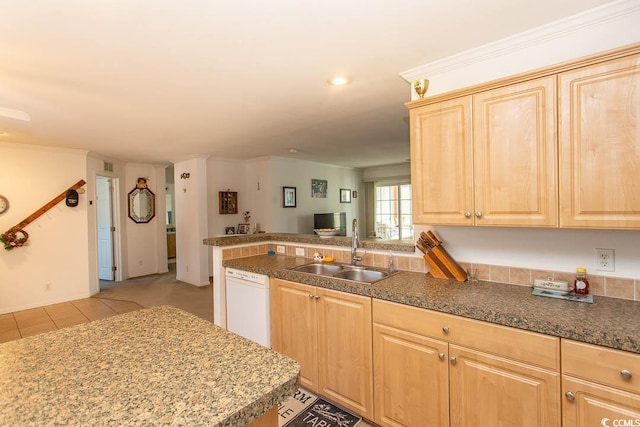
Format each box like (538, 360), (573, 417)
(0, 143), (90, 313)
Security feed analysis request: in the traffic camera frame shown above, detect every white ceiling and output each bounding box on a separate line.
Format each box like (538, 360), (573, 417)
(0, 0), (615, 168)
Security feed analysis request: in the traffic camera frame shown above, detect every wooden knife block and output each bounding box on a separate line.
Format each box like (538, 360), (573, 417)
(423, 246), (468, 282)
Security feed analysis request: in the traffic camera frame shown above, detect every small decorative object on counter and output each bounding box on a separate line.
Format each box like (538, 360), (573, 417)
(388, 257), (395, 273)
(415, 230), (467, 281)
(313, 252), (324, 262)
(574, 267), (590, 295)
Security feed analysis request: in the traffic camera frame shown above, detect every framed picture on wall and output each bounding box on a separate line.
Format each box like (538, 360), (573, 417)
(311, 179), (328, 198)
(340, 188), (351, 203)
(283, 186), (296, 208)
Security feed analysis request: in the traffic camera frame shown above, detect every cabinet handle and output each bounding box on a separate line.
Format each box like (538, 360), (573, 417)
(438, 353), (445, 361)
(308, 294), (314, 298)
(475, 211), (483, 218)
(314, 295), (320, 300)
(442, 326), (450, 334)
(450, 356), (457, 365)
(465, 212), (472, 218)
(565, 391), (575, 401)
(621, 369), (633, 379)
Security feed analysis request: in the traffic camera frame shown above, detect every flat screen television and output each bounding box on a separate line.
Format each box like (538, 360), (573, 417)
(314, 212), (346, 236)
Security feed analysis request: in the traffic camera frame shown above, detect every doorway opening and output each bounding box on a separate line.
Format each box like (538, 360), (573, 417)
(165, 165), (176, 272)
(96, 176), (121, 284)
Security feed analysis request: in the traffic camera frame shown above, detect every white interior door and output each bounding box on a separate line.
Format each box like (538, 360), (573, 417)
(97, 176), (115, 281)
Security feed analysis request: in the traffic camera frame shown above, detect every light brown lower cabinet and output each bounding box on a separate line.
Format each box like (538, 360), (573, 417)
(448, 345), (560, 426)
(373, 323), (449, 426)
(372, 299), (561, 427)
(272, 283), (640, 426)
(270, 278), (374, 420)
(561, 339), (640, 426)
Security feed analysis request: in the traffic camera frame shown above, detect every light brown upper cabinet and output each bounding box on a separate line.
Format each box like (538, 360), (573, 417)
(558, 54), (640, 229)
(410, 96), (473, 225)
(410, 77), (557, 226)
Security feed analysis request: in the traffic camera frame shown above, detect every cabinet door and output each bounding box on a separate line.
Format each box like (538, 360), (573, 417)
(410, 96), (474, 225)
(270, 278), (318, 391)
(559, 54), (640, 229)
(316, 287), (374, 420)
(563, 376), (640, 427)
(449, 345), (560, 427)
(473, 76), (558, 226)
(373, 323), (449, 427)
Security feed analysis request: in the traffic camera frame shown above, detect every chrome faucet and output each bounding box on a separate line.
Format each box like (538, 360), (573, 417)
(351, 218), (361, 266)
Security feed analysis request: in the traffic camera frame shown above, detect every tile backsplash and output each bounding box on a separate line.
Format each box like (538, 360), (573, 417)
(222, 242), (638, 302)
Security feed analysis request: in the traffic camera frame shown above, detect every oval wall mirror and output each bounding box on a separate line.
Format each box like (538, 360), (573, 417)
(128, 186), (156, 223)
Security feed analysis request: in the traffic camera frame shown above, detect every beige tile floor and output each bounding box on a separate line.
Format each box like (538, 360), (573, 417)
(0, 297), (142, 343)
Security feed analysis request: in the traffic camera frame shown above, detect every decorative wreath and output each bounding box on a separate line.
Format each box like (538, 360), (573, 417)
(1, 228), (29, 251)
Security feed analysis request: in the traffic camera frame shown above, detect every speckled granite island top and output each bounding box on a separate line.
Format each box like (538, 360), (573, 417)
(0, 305), (300, 427)
(224, 254), (640, 354)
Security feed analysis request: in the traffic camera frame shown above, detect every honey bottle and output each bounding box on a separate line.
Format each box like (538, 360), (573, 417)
(574, 267), (590, 295)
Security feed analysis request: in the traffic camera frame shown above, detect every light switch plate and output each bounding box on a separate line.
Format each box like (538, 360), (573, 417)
(295, 247), (305, 257)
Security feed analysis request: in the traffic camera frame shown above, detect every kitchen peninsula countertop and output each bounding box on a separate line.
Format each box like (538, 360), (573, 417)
(224, 254), (640, 354)
(204, 232), (415, 252)
(0, 305), (300, 427)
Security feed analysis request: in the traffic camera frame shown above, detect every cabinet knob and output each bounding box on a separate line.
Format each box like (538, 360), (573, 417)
(621, 369), (633, 379)
(309, 294), (314, 298)
(475, 211), (483, 218)
(314, 295), (320, 300)
(442, 326), (450, 334)
(565, 391), (575, 401)
(450, 356), (457, 365)
(438, 353), (445, 361)
(465, 211), (472, 218)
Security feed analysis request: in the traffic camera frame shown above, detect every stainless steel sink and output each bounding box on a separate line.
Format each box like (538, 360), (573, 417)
(290, 263), (393, 284)
(332, 269), (388, 283)
(292, 263), (343, 275)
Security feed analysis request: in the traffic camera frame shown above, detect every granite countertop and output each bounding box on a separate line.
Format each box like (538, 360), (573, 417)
(0, 305), (300, 427)
(204, 232), (415, 252)
(223, 254), (640, 354)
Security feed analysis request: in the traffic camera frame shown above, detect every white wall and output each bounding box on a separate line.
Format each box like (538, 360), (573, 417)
(205, 155), (364, 236)
(402, 0), (640, 98)
(403, 1), (640, 280)
(206, 157), (248, 236)
(244, 157), (272, 233)
(268, 157), (363, 235)
(0, 143), (90, 313)
(174, 156), (209, 286)
(124, 164), (168, 278)
(362, 162), (411, 183)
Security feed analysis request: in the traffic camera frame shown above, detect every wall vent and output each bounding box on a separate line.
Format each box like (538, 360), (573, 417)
(103, 161), (113, 172)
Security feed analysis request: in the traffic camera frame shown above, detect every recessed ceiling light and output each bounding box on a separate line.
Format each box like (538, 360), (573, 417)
(328, 76), (350, 86)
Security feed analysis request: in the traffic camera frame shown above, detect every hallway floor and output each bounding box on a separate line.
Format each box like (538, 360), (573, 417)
(1, 269), (213, 343)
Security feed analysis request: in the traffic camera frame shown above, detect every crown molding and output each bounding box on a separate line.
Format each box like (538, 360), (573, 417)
(400, 0), (640, 82)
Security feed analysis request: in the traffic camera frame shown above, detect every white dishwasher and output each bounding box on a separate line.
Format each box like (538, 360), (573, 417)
(225, 267), (271, 347)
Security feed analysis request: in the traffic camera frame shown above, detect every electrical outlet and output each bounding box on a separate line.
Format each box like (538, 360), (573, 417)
(276, 245), (285, 254)
(595, 248), (615, 272)
(295, 247), (305, 257)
